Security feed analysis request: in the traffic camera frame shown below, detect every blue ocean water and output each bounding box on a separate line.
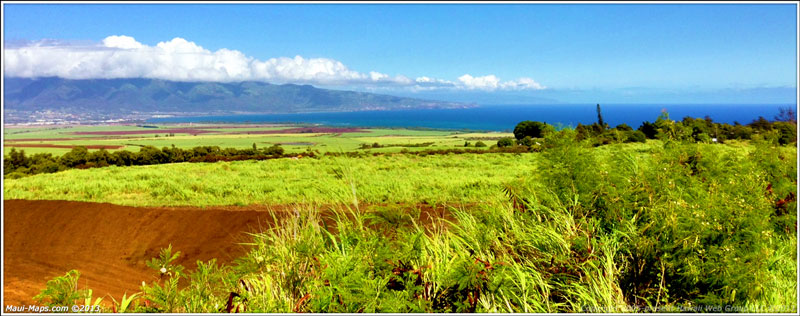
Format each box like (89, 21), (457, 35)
(147, 104), (795, 132)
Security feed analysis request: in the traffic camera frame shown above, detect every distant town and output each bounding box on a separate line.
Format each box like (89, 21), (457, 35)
(2, 109), (177, 126)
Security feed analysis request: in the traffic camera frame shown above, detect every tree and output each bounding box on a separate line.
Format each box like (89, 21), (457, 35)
(513, 121), (552, 139)
(87, 149), (115, 167)
(59, 147), (89, 168)
(496, 137), (515, 147)
(137, 146), (167, 165)
(774, 106), (797, 123)
(4, 148), (29, 174)
(114, 150), (135, 166)
(596, 104), (606, 129)
(748, 116), (773, 131)
(638, 121), (659, 139)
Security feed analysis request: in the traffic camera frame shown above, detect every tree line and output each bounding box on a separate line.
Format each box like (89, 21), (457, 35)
(497, 105), (797, 148)
(4, 106), (796, 178)
(4, 144), (286, 179)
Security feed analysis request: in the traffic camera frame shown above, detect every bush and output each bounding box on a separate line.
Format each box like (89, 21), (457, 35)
(513, 121), (553, 140)
(774, 122), (797, 145)
(517, 136), (535, 147)
(615, 123), (633, 131)
(638, 121), (659, 139)
(496, 137), (515, 147)
(474, 141), (487, 147)
(34, 270), (87, 307)
(625, 130), (647, 143)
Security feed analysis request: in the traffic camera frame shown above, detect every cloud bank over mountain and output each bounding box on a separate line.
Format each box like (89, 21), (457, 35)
(4, 35), (546, 92)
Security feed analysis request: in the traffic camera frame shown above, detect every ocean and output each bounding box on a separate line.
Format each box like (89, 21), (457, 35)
(147, 104), (795, 132)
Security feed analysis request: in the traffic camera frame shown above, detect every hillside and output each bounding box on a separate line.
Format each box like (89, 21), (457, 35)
(2, 77), (472, 115)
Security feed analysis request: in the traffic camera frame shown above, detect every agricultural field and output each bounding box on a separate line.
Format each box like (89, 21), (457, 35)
(2, 124), (797, 313)
(3, 124), (508, 156)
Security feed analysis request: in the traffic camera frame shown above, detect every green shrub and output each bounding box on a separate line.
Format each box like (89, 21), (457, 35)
(496, 137), (515, 147)
(626, 130), (647, 143)
(513, 121), (553, 139)
(34, 270), (87, 307)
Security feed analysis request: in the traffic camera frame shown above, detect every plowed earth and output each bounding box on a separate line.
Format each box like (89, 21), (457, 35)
(2, 199), (452, 306)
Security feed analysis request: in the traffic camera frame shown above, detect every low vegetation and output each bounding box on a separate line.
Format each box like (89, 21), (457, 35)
(29, 127), (796, 312)
(12, 108), (798, 312)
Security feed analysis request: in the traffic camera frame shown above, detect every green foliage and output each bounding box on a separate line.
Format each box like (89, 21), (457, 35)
(33, 270), (87, 307)
(513, 121), (554, 139)
(496, 137), (515, 147)
(474, 141), (487, 147)
(596, 103), (607, 129)
(59, 146), (89, 168)
(517, 136), (535, 147)
(146, 244), (185, 278)
(626, 130), (647, 143)
(23, 116), (799, 312)
(140, 275), (182, 312)
(638, 121), (659, 139)
(109, 292), (140, 313)
(4, 143), (287, 178)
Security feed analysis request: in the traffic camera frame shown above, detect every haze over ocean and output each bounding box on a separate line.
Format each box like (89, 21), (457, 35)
(147, 104), (795, 132)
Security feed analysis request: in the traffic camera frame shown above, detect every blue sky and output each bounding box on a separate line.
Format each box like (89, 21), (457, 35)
(3, 3), (797, 104)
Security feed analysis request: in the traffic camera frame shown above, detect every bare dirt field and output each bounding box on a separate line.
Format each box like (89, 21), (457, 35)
(231, 127), (367, 134)
(3, 200), (275, 306)
(3, 200), (452, 306)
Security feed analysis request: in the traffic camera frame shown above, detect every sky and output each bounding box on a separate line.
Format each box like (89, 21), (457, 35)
(2, 3), (798, 104)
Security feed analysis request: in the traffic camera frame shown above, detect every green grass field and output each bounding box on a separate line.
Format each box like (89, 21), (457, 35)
(6, 126), (797, 313)
(3, 124), (512, 155)
(4, 153), (535, 207)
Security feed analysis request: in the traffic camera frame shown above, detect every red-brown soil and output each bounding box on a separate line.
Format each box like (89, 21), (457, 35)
(232, 127), (367, 134)
(4, 144), (126, 150)
(3, 200), (452, 307)
(71, 129), (217, 135)
(3, 200), (275, 307)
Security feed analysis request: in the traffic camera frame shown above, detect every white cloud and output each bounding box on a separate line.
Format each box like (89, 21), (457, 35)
(501, 77), (546, 90)
(455, 74), (543, 91)
(458, 74), (500, 90)
(3, 35), (546, 91)
(369, 71), (388, 81)
(415, 76), (454, 87)
(102, 35), (143, 49)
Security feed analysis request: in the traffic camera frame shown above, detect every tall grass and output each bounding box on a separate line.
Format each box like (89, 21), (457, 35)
(30, 132), (797, 312)
(4, 154), (537, 206)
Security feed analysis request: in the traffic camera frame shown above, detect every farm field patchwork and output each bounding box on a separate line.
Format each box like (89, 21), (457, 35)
(3, 124), (510, 155)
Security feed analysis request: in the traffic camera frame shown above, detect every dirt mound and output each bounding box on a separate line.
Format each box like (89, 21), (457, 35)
(3, 200), (453, 307)
(3, 200), (277, 306)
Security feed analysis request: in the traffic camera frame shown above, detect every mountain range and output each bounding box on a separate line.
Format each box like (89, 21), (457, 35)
(3, 77), (473, 115)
